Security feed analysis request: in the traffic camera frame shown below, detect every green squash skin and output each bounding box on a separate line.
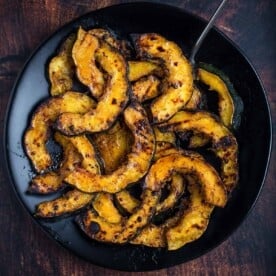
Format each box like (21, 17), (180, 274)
(198, 62), (244, 131)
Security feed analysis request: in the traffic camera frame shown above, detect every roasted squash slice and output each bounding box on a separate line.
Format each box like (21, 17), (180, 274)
(34, 136), (100, 216)
(24, 91), (96, 172)
(131, 175), (214, 249)
(92, 193), (122, 224)
(198, 63), (243, 130)
(114, 174), (184, 216)
(93, 120), (133, 174)
(29, 132), (82, 194)
(184, 86), (209, 148)
(66, 135), (101, 174)
(56, 40), (129, 135)
(77, 189), (159, 243)
(188, 133), (210, 148)
(135, 33), (193, 122)
(48, 33), (76, 96)
(128, 61), (162, 82)
(131, 75), (161, 103)
(145, 152), (227, 207)
(185, 86), (203, 110)
(130, 211), (181, 248)
(166, 176), (214, 250)
(65, 102), (155, 193)
(159, 110), (238, 192)
(89, 28), (131, 59)
(72, 28), (105, 99)
(35, 189), (93, 218)
(153, 127), (176, 145)
(35, 133), (101, 217)
(114, 190), (140, 214)
(115, 143), (185, 215)
(155, 174), (184, 214)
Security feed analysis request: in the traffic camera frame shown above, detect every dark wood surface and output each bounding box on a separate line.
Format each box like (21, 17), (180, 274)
(0, 0), (275, 275)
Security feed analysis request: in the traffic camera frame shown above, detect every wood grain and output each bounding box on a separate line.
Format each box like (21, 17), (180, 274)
(0, 0), (275, 275)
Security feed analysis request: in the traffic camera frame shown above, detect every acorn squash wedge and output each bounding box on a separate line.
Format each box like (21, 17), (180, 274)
(48, 33), (76, 96)
(24, 91), (96, 172)
(159, 110), (239, 192)
(65, 102), (155, 193)
(77, 189), (159, 243)
(72, 28), (105, 99)
(135, 33), (193, 122)
(166, 176), (214, 250)
(29, 132), (82, 194)
(145, 152), (226, 207)
(131, 75), (161, 103)
(198, 63), (243, 130)
(56, 40), (129, 135)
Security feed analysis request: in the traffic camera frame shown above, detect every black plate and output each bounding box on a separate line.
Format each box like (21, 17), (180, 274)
(4, 2), (272, 272)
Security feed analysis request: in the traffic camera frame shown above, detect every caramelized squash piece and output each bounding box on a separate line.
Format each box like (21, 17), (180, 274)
(153, 126), (176, 145)
(72, 28), (104, 99)
(93, 193), (122, 223)
(145, 153), (226, 207)
(198, 68), (234, 127)
(130, 212), (181, 248)
(185, 86), (203, 110)
(131, 75), (161, 103)
(35, 189), (93, 218)
(115, 143), (185, 215)
(114, 190), (140, 214)
(65, 102), (155, 193)
(77, 189), (159, 243)
(188, 133), (210, 148)
(89, 28), (131, 58)
(166, 176), (214, 250)
(35, 134), (100, 217)
(24, 91), (96, 172)
(93, 121), (132, 174)
(135, 33), (193, 122)
(57, 41), (129, 135)
(128, 61), (161, 82)
(156, 174), (184, 214)
(48, 33), (76, 96)
(198, 63), (243, 130)
(159, 110), (238, 192)
(29, 132), (82, 194)
(67, 135), (101, 174)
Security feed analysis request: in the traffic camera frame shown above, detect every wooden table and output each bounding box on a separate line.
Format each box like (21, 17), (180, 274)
(0, 0), (275, 275)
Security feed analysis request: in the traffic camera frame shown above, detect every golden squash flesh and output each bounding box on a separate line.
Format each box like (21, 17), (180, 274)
(131, 75), (161, 103)
(89, 28), (131, 58)
(146, 153), (227, 207)
(159, 110), (238, 192)
(24, 91), (96, 172)
(65, 102), (155, 193)
(135, 33), (193, 122)
(77, 189), (159, 243)
(166, 176), (214, 250)
(56, 41), (129, 135)
(29, 132), (82, 194)
(72, 28), (105, 99)
(198, 68), (234, 127)
(185, 86), (203, 110)
(35, 189), (93, 218)
(35, 133), (100, 217)
(48, 33), (76, 96)
(114, 190), (140, 214)
(92, 193), (122, 224)
(153, 127), (176, 145)
(128, 61), (162, 82)
(93, 121), (132, 174)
